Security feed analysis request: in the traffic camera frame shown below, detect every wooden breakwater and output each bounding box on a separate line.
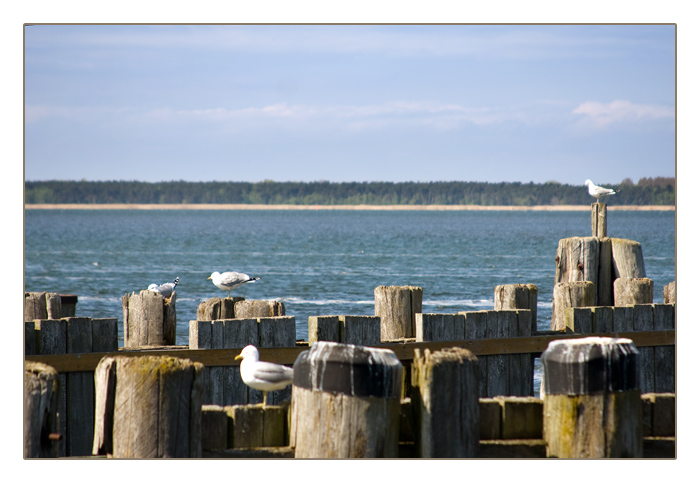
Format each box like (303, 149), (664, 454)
(24, 202), (676, 458)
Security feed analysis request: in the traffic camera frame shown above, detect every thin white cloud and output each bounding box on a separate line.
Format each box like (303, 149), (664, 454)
(572, 100), (674, 127)
(26, 25), (671, 61)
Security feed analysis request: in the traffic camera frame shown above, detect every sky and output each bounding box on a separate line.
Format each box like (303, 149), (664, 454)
(23, 23), (677, 186)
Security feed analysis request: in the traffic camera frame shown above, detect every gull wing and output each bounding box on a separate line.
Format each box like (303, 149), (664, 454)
(250, 361), (294, 384)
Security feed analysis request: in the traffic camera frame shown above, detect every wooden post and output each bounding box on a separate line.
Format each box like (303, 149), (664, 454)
(411, 347), (479, 457)
(653, 304), (675, 393)
(494, 284), (538, 333)
(591, 203), (607, 238)
(93, 355), (204, 458)
(290, 341), (403, 458)
(33, 318), (67, 456)
(229, 404), (288, 448)
(25, 292), (62, 321)
(339, 315), (381, 346)
(308, 315), (341, 343)
(196, 297), (240, 320)
(24, 361), (60, 458)
(555, 237), (600, 286)
(614, 278), (654, 306)
(460, 311), (489, 397)
(65, 317), (94, 456)
(611, 238), (646, 279)
(415, 313), (465, 342)
(663, 281), (676, 304)
(122, 290), (177, 348)
(201, 405), (229, 452)
(542, 337), (643, 458)
(551, 281), (595, 331)
(562, 307), (594, 334)
(234, 300), (285, 318)
(374, 285), (422, 341)
(258, 316), (296, 405)
(632, 304), (655, 394)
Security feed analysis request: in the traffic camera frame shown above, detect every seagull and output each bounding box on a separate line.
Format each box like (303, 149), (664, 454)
(148, 277), (179, 298)
(234, 345), (294, 406)
(585, 179), (619, 200)
(208, 271), (259, 298)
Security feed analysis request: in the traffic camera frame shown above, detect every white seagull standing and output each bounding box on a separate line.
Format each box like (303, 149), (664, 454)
(208, 271), (259, 298)
(585, 179), (619, 200)
(234, 345), (294, 406)
(148, 276), (179, 298)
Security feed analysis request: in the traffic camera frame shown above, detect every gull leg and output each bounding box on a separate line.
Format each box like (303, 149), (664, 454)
(263, 391), (268, 406)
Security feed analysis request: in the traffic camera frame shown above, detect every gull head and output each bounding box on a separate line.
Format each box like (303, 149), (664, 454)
(585, 179), (593, 187)
(235, 345), (260, 363)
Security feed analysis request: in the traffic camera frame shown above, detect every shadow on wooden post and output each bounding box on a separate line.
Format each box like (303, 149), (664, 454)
(411, 347), (479, 457)
(290, 341), (403, 458)
(542, 337), (643, 458)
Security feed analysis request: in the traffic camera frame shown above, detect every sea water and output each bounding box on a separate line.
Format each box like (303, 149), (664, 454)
(24, 208), (675, 390)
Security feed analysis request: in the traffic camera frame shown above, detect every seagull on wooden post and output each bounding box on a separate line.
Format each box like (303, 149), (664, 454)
(585, 179), (619, 200)
(148, 276), (179, 298)
(209, 271), (260, 298)
(234, 345), (294, 406)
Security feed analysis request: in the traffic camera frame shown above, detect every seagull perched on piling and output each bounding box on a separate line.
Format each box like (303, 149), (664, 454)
(585, 180), (619, 200)
(148, 277), (179, 298)
(208, 271), (259, 298)
(235, 345), (294, 406)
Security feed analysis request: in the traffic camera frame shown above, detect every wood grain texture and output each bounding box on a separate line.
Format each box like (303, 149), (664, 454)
(95, 355), (204, 458)
(374, 285), (422, 340)
(411, 347), (479, 457)
(24, 361), (60, 458)
(551, 281), (595, 331)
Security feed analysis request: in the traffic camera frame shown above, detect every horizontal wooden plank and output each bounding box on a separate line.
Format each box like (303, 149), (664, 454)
(24, 330), (674, 373)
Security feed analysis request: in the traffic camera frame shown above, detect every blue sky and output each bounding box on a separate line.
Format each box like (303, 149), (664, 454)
(24, 24), (676, 185)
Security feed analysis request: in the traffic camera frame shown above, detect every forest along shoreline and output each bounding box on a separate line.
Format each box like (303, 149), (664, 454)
(25, 204), (675, 211)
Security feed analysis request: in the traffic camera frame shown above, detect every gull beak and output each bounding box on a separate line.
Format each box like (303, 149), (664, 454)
(207, 276), (212, 280)
(234, 354), (243, 361)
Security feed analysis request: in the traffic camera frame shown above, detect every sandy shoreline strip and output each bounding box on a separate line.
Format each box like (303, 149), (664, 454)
(25, 203), (675, 211)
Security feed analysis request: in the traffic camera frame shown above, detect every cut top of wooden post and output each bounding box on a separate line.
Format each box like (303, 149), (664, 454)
(293, 341), (403, 399)
(541, 337), (639, 396)
(374, 285), (423, 340)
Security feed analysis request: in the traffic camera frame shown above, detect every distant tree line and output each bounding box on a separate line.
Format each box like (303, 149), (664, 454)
(24, 178), (675, 206)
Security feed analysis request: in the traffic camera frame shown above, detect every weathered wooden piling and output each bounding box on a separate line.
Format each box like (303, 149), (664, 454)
(591, 203), (607, 237)
(122, 290), (176, 347)
(663, 281), (676, 304)
(235, 300), (285, 318)
(197, 297), (240, 320)
(290, 341), (403, 458)
(555, 237), (600, 285)
(494, 283), (538, 333)
(25, 292), (62, 321)
(93, 355), (204, 458)
(411, 347), (479, 457)
(24, 361), (61, 458)
(415, 313), (465, 342)
(374, 285), (422, 340)
(542, 337), (643, 458)
(614, 278), (654, 305)
(307, 315), (381, 346)
(551, 281), (595, 331)
(652, 304), (675, 393)
(611, 238), (646, 279)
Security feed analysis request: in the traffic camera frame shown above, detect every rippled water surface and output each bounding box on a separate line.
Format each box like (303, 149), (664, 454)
(25, 209), (675, 348)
